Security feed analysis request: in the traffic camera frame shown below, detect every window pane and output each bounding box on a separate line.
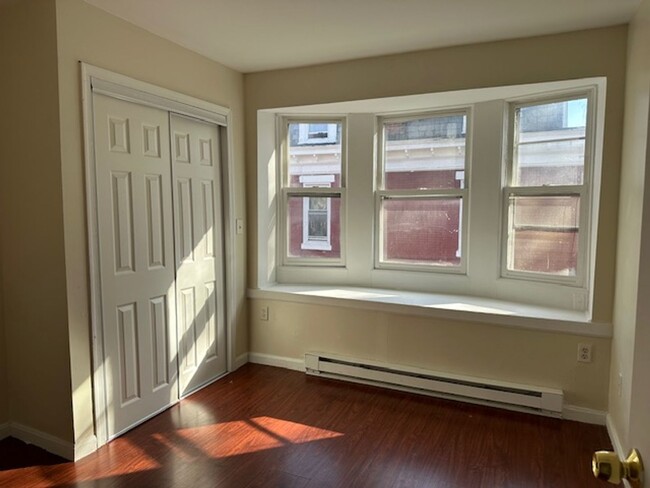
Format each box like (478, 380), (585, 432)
(288, 122), (342, 188)
(308, 212), (328, 238)
(381, 197), (462, 266)
(287, 195), (340, 257)
(507, 195), (580, 276)
(384, 114), (466, 190)
(309, 197), (327, 211)
(515, 139), (585, 186)
(514, 98), (587, 186)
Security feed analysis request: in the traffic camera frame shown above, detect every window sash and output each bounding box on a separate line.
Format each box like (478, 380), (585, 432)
(377, 109), (470, 191)
(501, 188), (584, 284)
(282, 117), (345, 188)
(375, 192), (466, 272)
(281, 187), (345, 266)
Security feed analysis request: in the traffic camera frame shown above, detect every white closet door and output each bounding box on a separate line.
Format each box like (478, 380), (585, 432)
(171, 114), (227, 396)
(94, 94), (178, 438)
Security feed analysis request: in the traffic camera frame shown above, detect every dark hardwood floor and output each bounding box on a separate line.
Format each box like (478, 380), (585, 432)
(0, 364), (614, 487)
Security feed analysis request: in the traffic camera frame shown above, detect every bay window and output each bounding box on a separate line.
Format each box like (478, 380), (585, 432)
(262, 78), (604, 313)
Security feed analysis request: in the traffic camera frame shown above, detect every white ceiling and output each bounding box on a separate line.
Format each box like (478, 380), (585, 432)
(83, 0), (640, 73)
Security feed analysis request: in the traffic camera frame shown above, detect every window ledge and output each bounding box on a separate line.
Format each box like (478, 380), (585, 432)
(247, 285), (611, 338)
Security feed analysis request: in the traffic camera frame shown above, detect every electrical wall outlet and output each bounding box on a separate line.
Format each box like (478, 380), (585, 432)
(260, 306), (269, 321)
(577, 343), (592, 363)
(236, 218), (244, 235)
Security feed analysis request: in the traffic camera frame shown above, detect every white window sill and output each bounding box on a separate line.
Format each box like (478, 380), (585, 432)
(247, 285), (611, 338)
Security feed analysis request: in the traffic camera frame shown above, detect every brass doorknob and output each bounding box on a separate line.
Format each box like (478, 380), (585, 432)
(592, 448), (644, 487)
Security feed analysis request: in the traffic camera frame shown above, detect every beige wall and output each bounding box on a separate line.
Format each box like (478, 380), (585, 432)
(55, 0), (248, 448)
(0, 256), (6, 425)
(610, 0), (650, 452)
(251, 300), (612, 408)
(0, 0), (74, 440)
(244, 26), (628, 411)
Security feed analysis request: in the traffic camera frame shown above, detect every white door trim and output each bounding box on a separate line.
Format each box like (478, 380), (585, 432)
(81, 63), (238, 448)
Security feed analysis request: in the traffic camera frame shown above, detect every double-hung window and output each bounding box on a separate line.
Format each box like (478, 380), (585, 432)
(281, 119), (345, 264)
(376, 111), (469, 271)
(503, 93), (593, 285)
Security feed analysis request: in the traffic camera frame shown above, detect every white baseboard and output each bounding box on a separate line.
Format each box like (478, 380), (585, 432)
(10, 422), (74, 460)
(233, 352), (249, 370)
(562, 405), (607, 425)
(249, 352), (305, 372)
(74, 434), (98, 461)
(0, 422), (9, 440)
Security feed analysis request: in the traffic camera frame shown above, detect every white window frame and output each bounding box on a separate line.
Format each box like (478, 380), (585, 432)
(375, 109), (471, 274)
(300, 174), (334, 251)
(279, 117), (346, 267)
(500, 90), (596, 287)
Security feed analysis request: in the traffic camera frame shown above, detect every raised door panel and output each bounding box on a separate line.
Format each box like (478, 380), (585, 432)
(111, 172), (135, 274)
(176, 178), (194, 263)
(116, 303), (140, 405)
(149, 296), (169, 391)
(144, 175), (166, 270)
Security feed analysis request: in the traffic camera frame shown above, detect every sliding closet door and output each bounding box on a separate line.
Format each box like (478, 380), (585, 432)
(171, 114), (227, 396)
(94, 94), (178, 438)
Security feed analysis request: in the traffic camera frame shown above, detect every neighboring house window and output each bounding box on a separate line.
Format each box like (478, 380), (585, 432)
(376, 111), (469, 271)
(300, 175), (334, 251)
(298, 123), (338, 145)
(503, 95), (591, 285)
(282, 119), (344, 264)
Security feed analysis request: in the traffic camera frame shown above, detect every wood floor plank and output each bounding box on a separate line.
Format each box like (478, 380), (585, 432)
(0, 364), (615, 487)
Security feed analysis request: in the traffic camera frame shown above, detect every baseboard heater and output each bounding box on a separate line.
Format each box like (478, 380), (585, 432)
(305, 352), (563, 416)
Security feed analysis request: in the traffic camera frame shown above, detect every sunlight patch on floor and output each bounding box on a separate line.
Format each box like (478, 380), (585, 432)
(154, 416), (344, 459)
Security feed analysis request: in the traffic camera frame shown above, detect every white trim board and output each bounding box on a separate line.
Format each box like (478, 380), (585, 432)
(563, 405), (607, 425)
(81, 62), (239, 450)
(248, 353), (607, 425)
(248, 353), (305, 372)
(85, 65), (229, 125)
(74, 435), (98, 461)
(8, 422), (74, 461)
(234, 353), (249, 370)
